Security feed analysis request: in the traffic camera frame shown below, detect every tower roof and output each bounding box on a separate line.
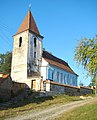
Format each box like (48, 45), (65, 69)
(16, 10), (40, 36)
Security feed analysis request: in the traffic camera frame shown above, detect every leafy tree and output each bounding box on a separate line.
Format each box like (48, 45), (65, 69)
(0, 52), (12, 74)
(88, 82), (96, 87)
(79, 81), (84, 86)
(74, 36), (97, 83)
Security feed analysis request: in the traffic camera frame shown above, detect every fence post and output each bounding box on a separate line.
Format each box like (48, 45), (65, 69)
(46, 80), (50, 91)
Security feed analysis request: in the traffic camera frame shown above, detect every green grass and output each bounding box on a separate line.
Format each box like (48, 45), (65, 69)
(0, 94), (81, 119)
(55, 101), (97, 120)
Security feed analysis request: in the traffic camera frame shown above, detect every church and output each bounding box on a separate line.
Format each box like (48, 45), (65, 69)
(11, 9), (78, 91)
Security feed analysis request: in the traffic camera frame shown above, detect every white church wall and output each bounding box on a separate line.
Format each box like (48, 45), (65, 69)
(47, 64), (78, 86)
(41, 58), (49, 80)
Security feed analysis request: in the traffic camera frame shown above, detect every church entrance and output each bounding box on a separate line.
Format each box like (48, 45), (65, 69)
(31, 80), (36, 91)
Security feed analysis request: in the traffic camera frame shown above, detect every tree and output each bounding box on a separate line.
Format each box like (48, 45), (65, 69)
(0, 52), (12, 74)
(79, 81), (84, 86)
(74, 36), (97, 83)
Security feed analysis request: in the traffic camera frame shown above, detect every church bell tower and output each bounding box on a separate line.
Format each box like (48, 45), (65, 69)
(11, 10), (44, 90)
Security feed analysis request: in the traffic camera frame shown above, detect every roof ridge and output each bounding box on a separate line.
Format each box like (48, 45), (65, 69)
(42, 50), (78, 76)
(43, 50), (68, 66)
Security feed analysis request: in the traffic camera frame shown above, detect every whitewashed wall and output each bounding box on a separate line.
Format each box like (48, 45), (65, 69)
(28, 32), (43, 73)
(41, 58), (48, 80)
(41, 59), (78, 86)
(11, 31), (28, 82)
(48, 65), (78, 86)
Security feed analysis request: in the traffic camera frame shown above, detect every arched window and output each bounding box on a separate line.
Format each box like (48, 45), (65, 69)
(67, 74), (69, 84)
(34, 38), (37, 47)
(19, 37), (22, 47)
(48, 69), (52, 80)
(64, 74), (66, 84)
(57, 72), (59, 82)
(52, 72), (54, 80)
(61, 73), (63, 83)
(72, 76), (75, 86)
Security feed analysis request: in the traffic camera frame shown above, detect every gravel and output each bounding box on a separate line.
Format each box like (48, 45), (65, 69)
(6, 96), (97, 120)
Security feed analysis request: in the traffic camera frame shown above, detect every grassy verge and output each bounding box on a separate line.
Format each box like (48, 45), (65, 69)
(55, 100), (97, 120)
(0, 94), (81, 119)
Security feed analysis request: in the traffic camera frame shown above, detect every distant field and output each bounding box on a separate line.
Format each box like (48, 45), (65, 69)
(55, 100), (97, 120)
(0, 94), (81, 119)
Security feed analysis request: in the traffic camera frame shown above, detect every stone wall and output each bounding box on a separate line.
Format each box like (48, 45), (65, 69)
(11, 81), (26, 96)
(44, 80), (93, 96)
(65, 86), (80, 96)
(0, 88), (11, 101)
(80, 86), (93, 95)
(0, 76), (12, 101)
(50, 81), (65, 94)
(0, 76), (26, 102)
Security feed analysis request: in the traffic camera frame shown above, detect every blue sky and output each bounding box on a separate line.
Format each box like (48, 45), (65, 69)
(0, 0), (97, 86)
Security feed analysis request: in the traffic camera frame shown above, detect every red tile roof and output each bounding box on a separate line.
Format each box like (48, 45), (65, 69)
(42, 51), (78, 76)
(16, 10), (40, 36)
(2, 74), (9, 78)
(0, 74), (9, 84)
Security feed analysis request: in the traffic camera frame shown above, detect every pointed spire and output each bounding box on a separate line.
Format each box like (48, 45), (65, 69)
(29, 3), (31, 11)
(16, 10), (40, 35)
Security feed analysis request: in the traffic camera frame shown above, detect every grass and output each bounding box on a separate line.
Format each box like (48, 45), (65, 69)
(55, 100), (97, 120)
(0, 94), (81, 119)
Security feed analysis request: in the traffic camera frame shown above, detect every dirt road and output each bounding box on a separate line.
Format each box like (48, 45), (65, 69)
(6, 96), (97, 120)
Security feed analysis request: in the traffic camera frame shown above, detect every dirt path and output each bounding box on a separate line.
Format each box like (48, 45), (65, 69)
(6, 96), (97, 120)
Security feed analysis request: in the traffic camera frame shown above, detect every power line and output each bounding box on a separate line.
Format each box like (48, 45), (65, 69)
(0, 33), (13, 48)
(0, 20), (14, 49)
(0, 28), (13, 46)
(0, 23), (13, 36)
(0, 20), (14, 35)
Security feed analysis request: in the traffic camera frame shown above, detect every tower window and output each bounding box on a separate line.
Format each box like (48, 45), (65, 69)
(34, 38), (37, 47)
(19, 37), (22, 47)
(34, 52), (36, 58)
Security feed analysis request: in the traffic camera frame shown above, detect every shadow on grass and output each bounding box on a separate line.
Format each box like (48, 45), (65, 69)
(0, 92), (54, 110)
